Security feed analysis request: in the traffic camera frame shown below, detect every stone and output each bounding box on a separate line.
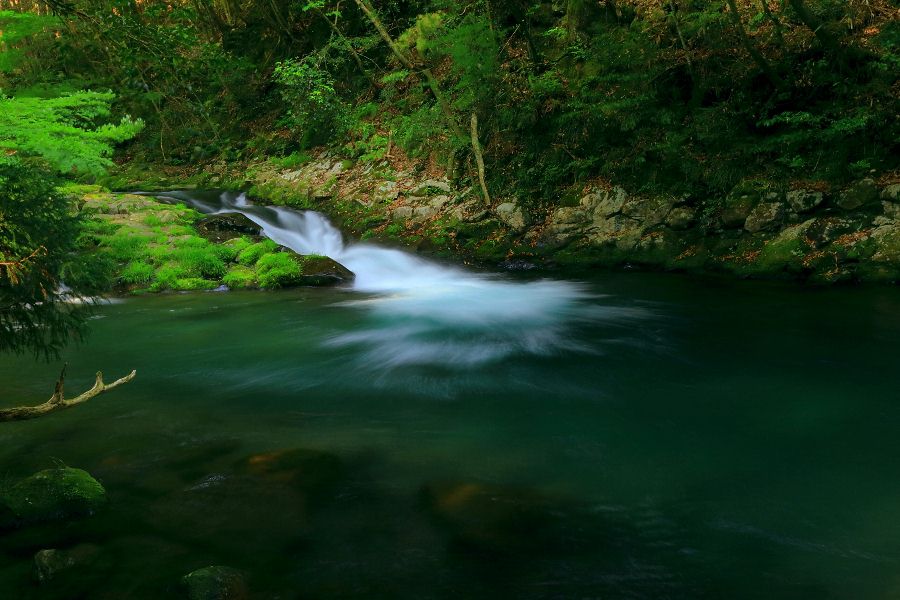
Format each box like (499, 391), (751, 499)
(391, 206), (414, 221)
(412, 206), (437, 221)
(286, 253), (355, 287)
(882, 201), (900, 220)
(744, 202), (785, 233)
(1, 468), (107, 525)
(552, 206), (587, 226)
(836, 178), (879, 210)
(428, 195), (452, 209)
(495, 202), (530, 232)
(786, 190), (825, 213)
(666, 206), (696, 230)
(621, 196), (674, 228)
(196, 214), (263, 243)
(374, 181), (399, 202)
(236, 448), (343, 497)
(720, 195), (757, 228)
(181, 566), (248, 600)
(34, 545), (100, 584)
(879, 183), (900, 202)
(411, 179), (452, 195)
(871, 222), (900, 265)
(582, 186), (628, 217)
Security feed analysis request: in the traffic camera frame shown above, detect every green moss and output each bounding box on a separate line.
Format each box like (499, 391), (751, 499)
(256, 252), (302, 288)
(237, 239), (279, 266)
(1, 467), (107, 525)
(223, 265), (257, 289)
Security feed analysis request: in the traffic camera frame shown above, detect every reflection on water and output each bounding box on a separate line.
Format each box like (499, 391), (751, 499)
(158, 190), (648, 368)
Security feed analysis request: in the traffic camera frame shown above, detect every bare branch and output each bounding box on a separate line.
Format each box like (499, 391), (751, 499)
(0, 367), (137, 422)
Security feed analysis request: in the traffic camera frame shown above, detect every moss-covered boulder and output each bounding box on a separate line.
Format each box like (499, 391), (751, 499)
(181, 566), (248, 600)
(1, 468), (107, 525)
(196, 214), (263, 243)
(256, 248), (354, 288)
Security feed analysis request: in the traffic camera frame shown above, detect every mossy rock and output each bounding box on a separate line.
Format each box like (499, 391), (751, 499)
(1, 468), (107, 525)
(196, 214), (263, 243)
(256, 249), (354, 288)
(181, 566), (248, 600)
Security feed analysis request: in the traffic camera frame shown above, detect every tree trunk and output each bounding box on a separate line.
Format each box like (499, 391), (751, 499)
(470, 113), (491, 206)
(786, 0), (843, 56)
(725, 0), (785, 90)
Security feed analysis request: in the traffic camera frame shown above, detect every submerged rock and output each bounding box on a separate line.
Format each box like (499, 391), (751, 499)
(181, 566), (248, 600)
(236, 448), (344, 496)
(420, 480), (576, 555)
(1, 467), (107, 525)
(196, 214), (263, 243)
(34, 545), (100, 584)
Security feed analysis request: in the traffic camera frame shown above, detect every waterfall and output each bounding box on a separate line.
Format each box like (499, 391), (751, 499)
(155, 190), (643, 368)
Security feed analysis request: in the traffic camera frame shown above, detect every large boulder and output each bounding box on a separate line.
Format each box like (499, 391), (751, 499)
(744, 202), (785, 233)
(786, 190), (825, 213)
(196, 214), (263, 243)
(259, 248), (355, 288)
(720, 195), (757, 228)
(235, 448), (344, 497)
(666, 206), (697, 230)
(1, 468), (107, 525)
(836, 178), (879, 210)
(181, 566), (248, 600)
(620, 196), (674, 228)
(495, 201), (530, 232)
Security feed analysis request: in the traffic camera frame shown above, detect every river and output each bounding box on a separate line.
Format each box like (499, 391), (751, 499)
(1, 192), (899, 598)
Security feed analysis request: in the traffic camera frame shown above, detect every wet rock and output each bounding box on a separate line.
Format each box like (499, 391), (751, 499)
(283, 252), (355, 287)
(665, 206), (696, 230)
(34, 545), (100, 584)
(411, 179), (452, 195)
(499, 258), (537, 271)
(1, 468), (107, 525)
(495, 202), (530, 232)
(181, 566), (248, 600)
(786, 190), (825, 213)
(236, 448), (344, 499)
(836, 178), (879, 210)
(420, 481), (580, 555)
(744, 202), (785, 233)
(196, 214), (263, 243)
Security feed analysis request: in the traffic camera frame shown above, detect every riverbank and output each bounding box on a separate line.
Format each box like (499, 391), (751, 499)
(97, 155), (900, 286)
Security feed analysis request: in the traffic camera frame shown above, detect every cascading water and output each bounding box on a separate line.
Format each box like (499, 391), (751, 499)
(153, 190), (647, 368)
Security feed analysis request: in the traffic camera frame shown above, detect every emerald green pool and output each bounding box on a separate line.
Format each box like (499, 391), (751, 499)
(2, 271), (899, 599)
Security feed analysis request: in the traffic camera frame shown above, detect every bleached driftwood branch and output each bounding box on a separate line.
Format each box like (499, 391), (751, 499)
(0, 364), (136, 422)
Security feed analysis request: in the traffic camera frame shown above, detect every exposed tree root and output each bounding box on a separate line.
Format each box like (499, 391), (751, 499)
(0, 364), (136, 422)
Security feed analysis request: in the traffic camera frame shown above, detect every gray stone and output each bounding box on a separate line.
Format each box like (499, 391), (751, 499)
(720, 195), (757, 228)
(880, 183), (900, 202)
(413, 206), (437, 221)
(744, 202), (785, 233)
(883, 201), (900, 220)
(496, 202), (530, 232)
(786, 190), (825, 213)
(391, 206), (413, 221)
(411, 179), (452, 195)
(552, 207), (587, 226)
(374, 181), (398, 202)
(429, 195), (452, 209)
(621, 196), (674, 228)
(583, 186), (628, 218)
(196, 214), (263, 243)
(666, 207), (697, 230)
(836, 178), (879, 210)
(34, 545), (100, 584)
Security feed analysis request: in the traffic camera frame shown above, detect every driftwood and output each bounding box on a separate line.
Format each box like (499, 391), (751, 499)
(0, 364), (136, 422)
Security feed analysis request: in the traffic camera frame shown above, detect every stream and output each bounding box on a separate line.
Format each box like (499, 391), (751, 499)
(1, 191), (899, 598)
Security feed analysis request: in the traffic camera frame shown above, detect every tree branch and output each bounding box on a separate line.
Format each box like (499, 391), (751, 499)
(0, 365), (137, 422)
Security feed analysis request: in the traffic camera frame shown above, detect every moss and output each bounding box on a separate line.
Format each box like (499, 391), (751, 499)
(181, 566), (247, 600)
(223, 265), (257, 289)
(120, 260), (155, 285)
(237, 239), (279, 266)
(256, 252), (302, 288)
(1, 467), (107, 525)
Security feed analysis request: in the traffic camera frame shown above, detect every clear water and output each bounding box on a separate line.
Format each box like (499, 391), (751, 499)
(1, 195), (900, 599)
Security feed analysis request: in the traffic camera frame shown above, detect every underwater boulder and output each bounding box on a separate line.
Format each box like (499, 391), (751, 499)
(34, 545), (101, 584)
(181, 566), (248, 600)
(1, 467), (107, 525)
(236, 448), (344, 497)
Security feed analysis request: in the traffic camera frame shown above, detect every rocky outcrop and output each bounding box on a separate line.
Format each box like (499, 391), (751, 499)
(196, 213), (263, 242)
